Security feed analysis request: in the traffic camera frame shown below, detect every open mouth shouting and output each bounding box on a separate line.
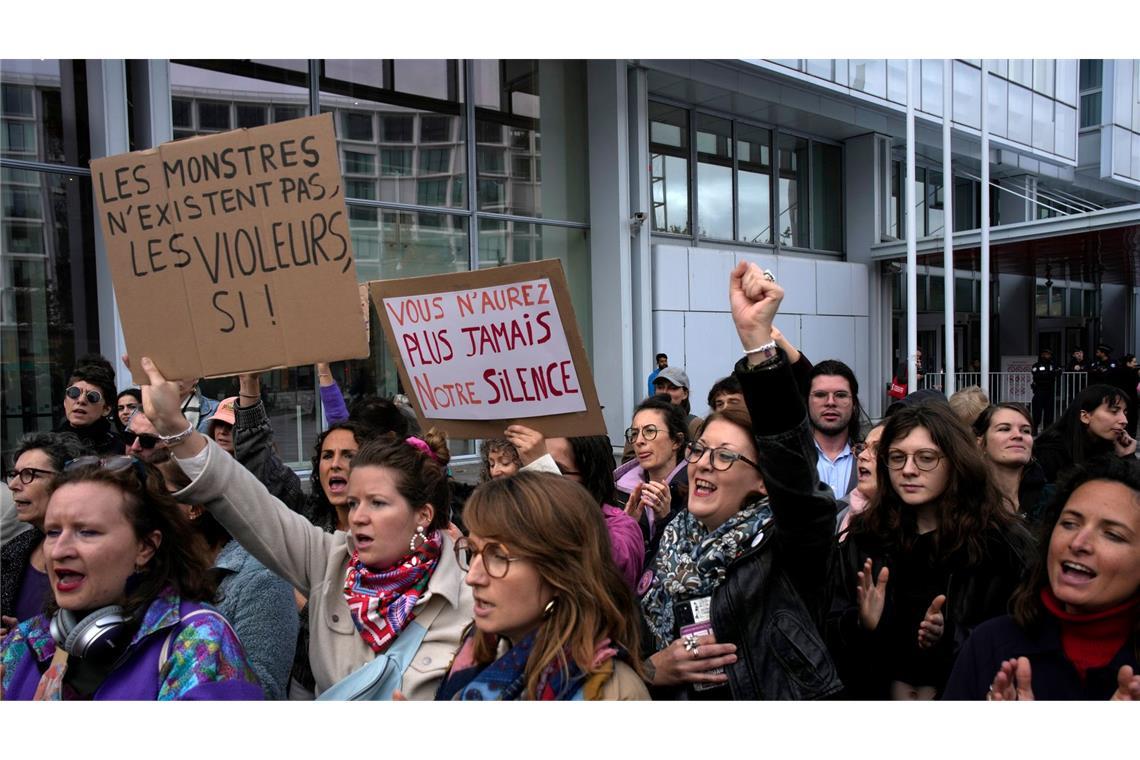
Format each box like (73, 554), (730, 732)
(53, 568), (86, 593)
(693, 477), (718, 498)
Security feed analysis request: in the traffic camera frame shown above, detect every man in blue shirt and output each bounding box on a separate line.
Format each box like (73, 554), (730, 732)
(807, 360), (862, 499)
(647, 353), (668, 398)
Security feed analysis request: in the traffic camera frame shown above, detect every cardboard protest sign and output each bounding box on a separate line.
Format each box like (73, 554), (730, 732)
(90, 113), (368, 384)
(370, 260), (605, 438)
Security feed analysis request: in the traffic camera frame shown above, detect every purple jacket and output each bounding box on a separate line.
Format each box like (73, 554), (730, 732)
(602, 504), (645, 591)
(0, 588), (263, 700)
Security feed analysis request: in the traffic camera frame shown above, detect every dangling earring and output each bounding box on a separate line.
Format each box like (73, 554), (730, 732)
(409, 525), (427, 552)
(543, 598), (557, 619)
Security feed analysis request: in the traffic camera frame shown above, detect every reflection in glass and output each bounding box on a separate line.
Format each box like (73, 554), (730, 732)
(650, 101), (690, 235)
(696, 114), (732, 240)
(1, 60), (90, 165)
(319, 61), (466, 209)
(472, 61), (587, 221)
(1008, 83), (1032, 144)
(1, 172), (98, 460)
(920, 60), (943, 117)
(925, 170), (944, 237)
(737, 124), (771, 244)
(952, 61), (980, 129)
(1033, 93), (1055, 153)
(811, 142), (842, 250)
(777, 134), (809, 248)
(849, 60), (886, 98)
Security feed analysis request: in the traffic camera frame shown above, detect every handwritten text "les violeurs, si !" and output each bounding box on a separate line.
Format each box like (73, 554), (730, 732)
(99, 135), (352, 333)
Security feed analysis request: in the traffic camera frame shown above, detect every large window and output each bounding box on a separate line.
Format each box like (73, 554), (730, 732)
(650, 100), (843, 252)
(1079, 59), (1103, 129)
(1, 60), (99, 462)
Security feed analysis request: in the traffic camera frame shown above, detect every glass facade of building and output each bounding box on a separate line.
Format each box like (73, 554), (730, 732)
(0, 59), (590, 463)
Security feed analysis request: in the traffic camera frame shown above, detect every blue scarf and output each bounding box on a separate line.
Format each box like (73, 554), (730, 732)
(435, 628), (586, 701)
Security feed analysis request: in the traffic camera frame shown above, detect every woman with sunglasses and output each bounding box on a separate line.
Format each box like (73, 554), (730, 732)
(0, 455), (261, 700)
(637, 262), (842, 700)
(130, 357), (472, 700)
(436, 473), (648, 700)
(614, 396), (690, 564)
(943, 456), (1140, 700)
(2, 433), (90, 638)
(828, 401), (1034, 699)
(54, 355), (122, 456)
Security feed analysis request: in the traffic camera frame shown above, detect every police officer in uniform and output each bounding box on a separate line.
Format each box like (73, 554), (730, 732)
(1030, 348), (1061, 434)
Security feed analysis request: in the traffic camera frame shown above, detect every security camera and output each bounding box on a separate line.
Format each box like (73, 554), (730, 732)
(630, 211), (647, 233)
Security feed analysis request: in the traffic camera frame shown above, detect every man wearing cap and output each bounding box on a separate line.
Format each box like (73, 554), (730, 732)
(1090, 344), (1117, 381)
(653, 366), (704, 440)
(647, 353), (668, 398)
(1030, 348), (1061, 434)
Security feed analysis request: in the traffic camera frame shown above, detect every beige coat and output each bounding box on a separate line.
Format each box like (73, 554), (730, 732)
(174, 438), (473, 700)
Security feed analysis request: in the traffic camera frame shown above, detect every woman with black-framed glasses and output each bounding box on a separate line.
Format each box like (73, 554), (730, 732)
(613, 396), (691, 565)
(53, 354), (123, 456)
(636, 261), (843, 700)
(435, 472), (648, 700)
(828, 401), (1035, 700)
(2, 433), (90, 639)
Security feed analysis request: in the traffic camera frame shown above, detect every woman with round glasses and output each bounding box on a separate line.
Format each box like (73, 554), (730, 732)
(944, 455), (1140, 700)
(436, 472), (648, 700)
(972, 403), (1049, 521)
(1, 455), (262, 700)
(829, 401), (1034, 699)
(54, 354), (122, 456)
(637, 262), (842, 700)
(2, 433), (90, 638)
(127, 356), (472, 700)
(614, 396), (690, 564)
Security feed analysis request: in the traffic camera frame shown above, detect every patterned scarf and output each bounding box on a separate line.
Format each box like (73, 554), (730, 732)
(639, 498), (771, 652)
(342, 530), (441, 654)
(436, 628), (619, 701)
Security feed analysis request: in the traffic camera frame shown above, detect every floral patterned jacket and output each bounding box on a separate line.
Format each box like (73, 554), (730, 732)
(0, 587), (263, 700)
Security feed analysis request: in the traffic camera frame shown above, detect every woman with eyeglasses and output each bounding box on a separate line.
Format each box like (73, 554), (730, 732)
(943, 456), (1140, 700)
(637, 262), (842, 700)
(54, 354), (123, 456)
(828, 401), (1034, 700)
(436, 472), (648, 700)
(614, 396), (690, 564)
(128, 356), (472, 700)
(0, 455), (261, 700)
(2, 433), (91, 639)
(972, 403), (1050, 521)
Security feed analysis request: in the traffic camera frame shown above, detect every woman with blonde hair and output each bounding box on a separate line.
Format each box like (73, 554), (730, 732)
(436, 472), (648, 700)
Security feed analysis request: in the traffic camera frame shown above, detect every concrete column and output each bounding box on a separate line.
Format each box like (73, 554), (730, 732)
(587, 61), (634, 443)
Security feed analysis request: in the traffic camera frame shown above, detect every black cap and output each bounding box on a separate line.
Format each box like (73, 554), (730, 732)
(1096, 343), (1113, 354)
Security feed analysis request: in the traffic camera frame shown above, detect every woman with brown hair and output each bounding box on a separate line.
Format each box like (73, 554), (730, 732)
(435, 472), (647, 700)
(944, 455), (1140, 700)
(973, 402), (1050, 521)
(829, 401), (1035, 699)
(1, 456), (260, 699)
(130, 356), (472, 700)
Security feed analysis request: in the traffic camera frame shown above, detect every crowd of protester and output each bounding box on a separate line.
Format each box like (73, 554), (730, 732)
(3, 262), (1138, 701)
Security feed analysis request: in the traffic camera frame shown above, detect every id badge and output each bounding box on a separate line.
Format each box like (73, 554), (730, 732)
(675, 596), (723, 691)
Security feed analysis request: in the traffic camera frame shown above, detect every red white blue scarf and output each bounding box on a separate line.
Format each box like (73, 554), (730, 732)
(343, 531), (441, 653)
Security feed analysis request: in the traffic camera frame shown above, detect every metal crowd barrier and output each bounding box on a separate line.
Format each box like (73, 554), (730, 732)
(918, 371), (1089, 421)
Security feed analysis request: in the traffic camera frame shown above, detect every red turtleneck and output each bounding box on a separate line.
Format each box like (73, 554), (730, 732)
(1040, 587), (1140, 680)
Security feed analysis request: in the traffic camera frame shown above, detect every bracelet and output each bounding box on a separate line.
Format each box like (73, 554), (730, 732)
(158, 421), (195, 447)
(743, 340), (778, 356)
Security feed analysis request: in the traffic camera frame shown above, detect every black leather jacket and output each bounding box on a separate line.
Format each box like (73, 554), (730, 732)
(706, 355), (843, 700)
